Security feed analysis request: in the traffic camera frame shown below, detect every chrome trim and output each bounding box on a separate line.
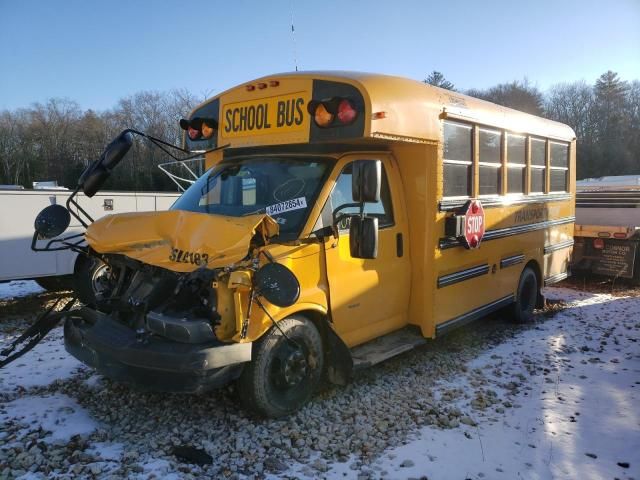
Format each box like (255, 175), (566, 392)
(500, 254), (525, 269)
(437, 264), (489, 288)
(544, 239), (575, 255)
(544, 271), (569, 286)
(439, 193), (572, 212)
(439, 216), (576, 250)
(436, 295), (514, 336)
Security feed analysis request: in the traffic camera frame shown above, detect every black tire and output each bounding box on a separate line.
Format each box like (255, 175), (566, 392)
(237, 316), (324, 418)
(511, 266), (538, 323)
(35, 275), (74, 292)
(73, 255), (111, 305)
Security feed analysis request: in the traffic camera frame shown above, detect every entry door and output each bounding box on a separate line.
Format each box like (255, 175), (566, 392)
(324, 155), (411, 347)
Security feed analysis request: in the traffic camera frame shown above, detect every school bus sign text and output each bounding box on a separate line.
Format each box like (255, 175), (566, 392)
(221, 93), (308, 138)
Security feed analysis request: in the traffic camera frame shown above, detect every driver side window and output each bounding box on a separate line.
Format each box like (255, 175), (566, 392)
(330, 162), (394, 231)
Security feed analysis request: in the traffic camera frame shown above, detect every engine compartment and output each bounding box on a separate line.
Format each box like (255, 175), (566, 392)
(92, 253), (222, 344)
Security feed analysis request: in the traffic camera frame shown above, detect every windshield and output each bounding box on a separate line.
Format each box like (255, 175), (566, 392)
(171, 156), (333, 238)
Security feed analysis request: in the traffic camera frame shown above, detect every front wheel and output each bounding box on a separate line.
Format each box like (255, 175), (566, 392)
(73, 255), (112, 306)
(511, 267), (538, 323)
(237, 316), (324, 418)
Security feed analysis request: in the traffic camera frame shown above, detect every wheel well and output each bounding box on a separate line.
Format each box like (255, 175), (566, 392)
(523, 259), (544, 308)
(295, 309), (329, 336)
(294, 309), (353, 386)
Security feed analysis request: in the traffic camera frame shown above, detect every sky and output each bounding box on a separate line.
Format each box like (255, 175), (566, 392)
(1, 0), (639, 111)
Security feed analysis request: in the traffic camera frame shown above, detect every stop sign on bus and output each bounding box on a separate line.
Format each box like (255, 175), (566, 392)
(463, 200), (485, 249)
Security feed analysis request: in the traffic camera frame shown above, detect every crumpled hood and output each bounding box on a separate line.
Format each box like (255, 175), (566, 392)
(85, 210), (279, 272)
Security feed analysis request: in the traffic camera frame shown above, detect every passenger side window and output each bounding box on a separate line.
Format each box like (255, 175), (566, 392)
(549, 141), (569, 192)
(478, 128), (502, 196)
(530, 138), (546, 193)
(443, 122), (472, 197)
(506, 134), (525, 194)
(330, 162), (394, 231)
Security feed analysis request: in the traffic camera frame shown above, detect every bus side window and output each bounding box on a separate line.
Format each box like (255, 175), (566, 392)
(549, 141), (569, 192)
(478, 128), (502, 196)
(530, 137), (546, 193)
(330, 162), (394, 231)
(443, 121), (472, 198)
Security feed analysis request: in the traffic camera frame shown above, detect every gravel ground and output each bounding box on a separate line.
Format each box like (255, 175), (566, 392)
(0, 280), (638, 479)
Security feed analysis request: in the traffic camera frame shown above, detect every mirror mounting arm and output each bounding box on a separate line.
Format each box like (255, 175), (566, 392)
(66, 186), (94, 228)
(332, 202), (360, 226)
(30, 231), (87, 253)
(127, 128), (230, 162)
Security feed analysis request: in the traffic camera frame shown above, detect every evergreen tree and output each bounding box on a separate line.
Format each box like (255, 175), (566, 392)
(424, 71), (455, 90)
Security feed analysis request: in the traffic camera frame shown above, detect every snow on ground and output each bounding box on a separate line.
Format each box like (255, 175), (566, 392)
(0, 280), (83, 392)
(0, 285), (638, 479)
(324, 288), (640, 480)
(0, 394), (97, 444)
(0, 281), (44, 301)
(0, 328), (84, 392)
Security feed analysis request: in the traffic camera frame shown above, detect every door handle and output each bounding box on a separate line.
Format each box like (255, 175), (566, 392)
(396, 233), (403, 257)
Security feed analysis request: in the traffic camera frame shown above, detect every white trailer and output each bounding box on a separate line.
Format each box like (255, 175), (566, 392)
(0, 188), (180, 287)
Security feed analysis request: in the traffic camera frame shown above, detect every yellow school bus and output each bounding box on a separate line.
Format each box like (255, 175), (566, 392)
(35, 72), (575, 417)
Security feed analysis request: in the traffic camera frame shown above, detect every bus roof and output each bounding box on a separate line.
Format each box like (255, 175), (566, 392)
(189, 71), (576, 148)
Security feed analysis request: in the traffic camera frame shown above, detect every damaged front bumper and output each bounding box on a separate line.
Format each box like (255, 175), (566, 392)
(64, 307), (251, 393)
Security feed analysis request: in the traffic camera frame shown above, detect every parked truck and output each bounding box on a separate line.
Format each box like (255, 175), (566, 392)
(572, 175), (640, 283)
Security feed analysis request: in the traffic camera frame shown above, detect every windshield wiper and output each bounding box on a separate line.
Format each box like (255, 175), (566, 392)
(242, 208), (266, 217)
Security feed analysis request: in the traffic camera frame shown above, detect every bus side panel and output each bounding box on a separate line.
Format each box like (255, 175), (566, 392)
(543, 222), (574, 284)
(432, 199), (574, 328)
(392, 142), (438, 338)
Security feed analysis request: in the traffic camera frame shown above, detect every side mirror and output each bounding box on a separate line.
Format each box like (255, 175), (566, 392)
(79, 130), (133, 197)
(34, 204), (71, 239)
(349, 215), (378, 259)
(352, 160), (381, 203)
(100, 130), (133, 170)
(81, 164), (110, 198)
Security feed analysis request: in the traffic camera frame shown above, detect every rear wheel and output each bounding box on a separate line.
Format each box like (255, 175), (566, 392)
(237, 316), (324, 418)
(511, 266), (538, 323)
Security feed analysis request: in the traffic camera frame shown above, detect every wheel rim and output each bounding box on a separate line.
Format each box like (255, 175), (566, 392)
(270, 342), (310, 389)
(91, 263), (112, 296)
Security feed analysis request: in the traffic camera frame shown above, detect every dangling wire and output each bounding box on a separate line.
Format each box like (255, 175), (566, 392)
(290, 0), (298, 72)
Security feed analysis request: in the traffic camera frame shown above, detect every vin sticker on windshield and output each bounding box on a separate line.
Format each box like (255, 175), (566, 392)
(266, 197), (307, 216)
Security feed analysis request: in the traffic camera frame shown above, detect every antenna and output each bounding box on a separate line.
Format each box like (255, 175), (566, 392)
(290, 0), (298, 71)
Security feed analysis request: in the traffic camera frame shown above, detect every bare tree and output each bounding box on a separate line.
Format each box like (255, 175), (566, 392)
(467, 79), (544, 116)
(545, 81), (596, 139)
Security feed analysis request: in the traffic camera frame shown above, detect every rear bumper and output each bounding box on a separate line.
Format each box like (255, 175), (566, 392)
(64, 307), (251, 393)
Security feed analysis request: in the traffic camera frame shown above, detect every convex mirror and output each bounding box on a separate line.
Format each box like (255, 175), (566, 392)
(34, 204), (71, 239)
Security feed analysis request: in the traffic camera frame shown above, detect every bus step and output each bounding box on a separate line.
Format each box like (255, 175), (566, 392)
(351, 327), (427, 370)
